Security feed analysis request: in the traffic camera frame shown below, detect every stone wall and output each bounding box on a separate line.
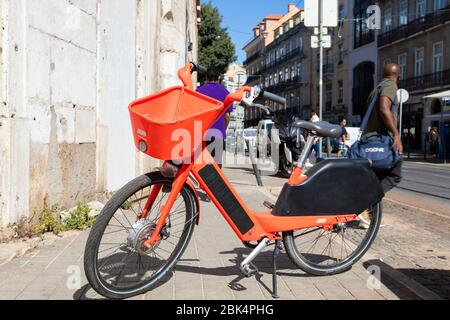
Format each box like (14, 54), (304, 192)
(0, 0), (200, 227)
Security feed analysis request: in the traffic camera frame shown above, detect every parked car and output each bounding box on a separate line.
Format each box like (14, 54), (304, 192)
(243, 128), (257, 154)
(243, 128), (257, 143)
(256, 120), (274, 159)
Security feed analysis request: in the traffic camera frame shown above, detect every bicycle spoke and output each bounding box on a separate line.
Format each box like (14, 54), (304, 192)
(290, 205), (379, 269)
(94, 180), (194, 291)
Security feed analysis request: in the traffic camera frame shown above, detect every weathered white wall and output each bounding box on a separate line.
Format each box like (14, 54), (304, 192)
(96, 0), (137, 192)
(1, 0), (30, 226)
(0, 0), (199, 228)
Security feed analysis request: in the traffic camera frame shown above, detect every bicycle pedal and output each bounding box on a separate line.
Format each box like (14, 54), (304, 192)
(263, 201), (275, 210)
(240, 263), (259, 278)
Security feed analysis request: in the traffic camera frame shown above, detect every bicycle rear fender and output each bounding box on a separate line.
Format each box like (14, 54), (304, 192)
(273, 159), (384, 217)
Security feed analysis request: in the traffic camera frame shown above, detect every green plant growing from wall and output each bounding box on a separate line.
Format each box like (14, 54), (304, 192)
(63, 203), (95, 230)
(33, 205), (65, 235)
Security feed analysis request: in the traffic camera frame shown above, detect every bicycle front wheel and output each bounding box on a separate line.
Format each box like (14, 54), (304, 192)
(84, 172), (196, 299)
(283, 202), (382, 276)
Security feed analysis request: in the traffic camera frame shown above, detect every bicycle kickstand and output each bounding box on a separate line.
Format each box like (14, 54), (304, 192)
(272, 239), (283, 299)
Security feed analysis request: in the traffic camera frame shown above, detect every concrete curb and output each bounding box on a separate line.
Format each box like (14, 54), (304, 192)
(0, 241), (39, 267)
(364, 259), (444, 300)
(0, 231), (79, 267)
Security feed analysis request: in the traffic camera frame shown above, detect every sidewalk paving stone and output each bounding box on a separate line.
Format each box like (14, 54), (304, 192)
(0, 163), (422, 300)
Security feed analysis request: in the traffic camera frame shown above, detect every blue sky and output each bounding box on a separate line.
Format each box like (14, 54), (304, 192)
(204, 0), (305, 64)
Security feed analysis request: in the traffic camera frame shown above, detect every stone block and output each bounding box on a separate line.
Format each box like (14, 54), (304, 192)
(50, 38), (96, 108)
(75, 109), (96, 144)
(27, 0), (97, 52)
(55, 106), (75, 144)
(26, 28), (51, 102)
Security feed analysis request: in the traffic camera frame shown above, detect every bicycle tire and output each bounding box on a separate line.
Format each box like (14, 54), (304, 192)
(283, 202), (382, 276)
(84, 172), (196, 299)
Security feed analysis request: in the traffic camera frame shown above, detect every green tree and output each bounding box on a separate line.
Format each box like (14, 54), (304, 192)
(199, 2), (237, 81)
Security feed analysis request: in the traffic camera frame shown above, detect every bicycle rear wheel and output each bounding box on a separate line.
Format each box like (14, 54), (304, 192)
(283, 202), (382, 276)
(84, 172), (196, 299)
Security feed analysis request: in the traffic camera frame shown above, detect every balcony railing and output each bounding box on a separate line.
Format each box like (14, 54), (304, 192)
(354, 0), (377, 13)
(378, 6), (450, 47)
(266, 22), (306, 50)
(262, 48), (306, 73)
(243, 51), (261, 66)
(400, 69), (450, 92)
(265, 77), (304, 93)
(354, 31), (375, 49)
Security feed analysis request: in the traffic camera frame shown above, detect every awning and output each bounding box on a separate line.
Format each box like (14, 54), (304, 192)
(423, 90), (450, 99)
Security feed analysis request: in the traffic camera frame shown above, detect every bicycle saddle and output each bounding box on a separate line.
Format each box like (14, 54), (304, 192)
(294, 120), (342, 139)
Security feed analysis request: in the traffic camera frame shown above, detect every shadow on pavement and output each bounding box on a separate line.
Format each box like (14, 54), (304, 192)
(363, 260), (448, 300)
(396, 268), (449, 299)
(73, 247), (312, 300)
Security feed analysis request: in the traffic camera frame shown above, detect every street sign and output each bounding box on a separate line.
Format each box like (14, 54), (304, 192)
(397, 89), (410, 103)
(397, 89), (410, 134)
(322, 0), (339, 27)
(304, 0), (319, 27)
(233, 72), (247, 87)
(311, 35), (331, 48)
(304, 0), (338, 27)
(314, 27), (328, 35)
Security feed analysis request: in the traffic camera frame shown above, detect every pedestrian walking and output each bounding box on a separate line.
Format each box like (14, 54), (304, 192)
(363, 63), (404, 193)
(306, 111), (321, 165)
(338, 118), (349, 158)
(429, 126), (439, 157)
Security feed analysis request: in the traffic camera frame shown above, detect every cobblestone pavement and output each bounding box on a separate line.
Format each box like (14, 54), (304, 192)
(258, 159), (450, 300)
(0, 162), (428, 300)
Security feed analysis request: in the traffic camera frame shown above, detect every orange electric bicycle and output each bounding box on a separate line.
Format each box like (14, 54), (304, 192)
(84, 63), (385, 299)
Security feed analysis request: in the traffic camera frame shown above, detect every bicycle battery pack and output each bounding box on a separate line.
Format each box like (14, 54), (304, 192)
(272, 159), (384, 217)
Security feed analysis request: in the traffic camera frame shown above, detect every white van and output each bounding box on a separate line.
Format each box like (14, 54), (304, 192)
(257, 120), (274, 158)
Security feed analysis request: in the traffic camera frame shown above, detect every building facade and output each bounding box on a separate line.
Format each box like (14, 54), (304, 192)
(261, 9), (313, 122)
(311, 0), (351, 123)
(223, 64), (246, 131)
(243, 3), (352, 127)
(378, 0), (450, 150)
(243, 5), (301, 127)
(0, 0), (200, 228)
(346, 0), (379, 125)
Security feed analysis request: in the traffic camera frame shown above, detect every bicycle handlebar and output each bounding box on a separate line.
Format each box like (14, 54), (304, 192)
(260, 90), (287, 106)
(190, 62), (208, 75)
(241, 100), (274, 116)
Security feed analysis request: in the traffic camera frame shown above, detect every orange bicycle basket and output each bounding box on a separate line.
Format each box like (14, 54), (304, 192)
(129, 86), (223, 161)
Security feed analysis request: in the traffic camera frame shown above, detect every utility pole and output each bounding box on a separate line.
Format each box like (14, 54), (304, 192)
(305, 0), (336, 159)
(318, 0), (324, 159)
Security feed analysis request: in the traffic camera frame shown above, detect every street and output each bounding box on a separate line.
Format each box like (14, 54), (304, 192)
(387, 162), (450, 219)
(260, 158), (450, 299)
(399, 162), (450, 200)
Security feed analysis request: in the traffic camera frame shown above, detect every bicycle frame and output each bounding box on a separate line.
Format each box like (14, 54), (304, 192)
(142, 63), (358, 248)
